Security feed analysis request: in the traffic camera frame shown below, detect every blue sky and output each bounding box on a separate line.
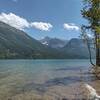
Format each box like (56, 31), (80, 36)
(0, 0), (86, 40)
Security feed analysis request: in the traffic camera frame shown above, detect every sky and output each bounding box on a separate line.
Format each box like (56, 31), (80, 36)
(0, 0), (86, 40)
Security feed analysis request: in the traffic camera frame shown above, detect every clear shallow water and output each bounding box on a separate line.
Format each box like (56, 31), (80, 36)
(0, 59), (96, 100)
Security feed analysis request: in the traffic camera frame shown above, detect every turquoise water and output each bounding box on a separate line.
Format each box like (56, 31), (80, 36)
(0, 59), (95, 99)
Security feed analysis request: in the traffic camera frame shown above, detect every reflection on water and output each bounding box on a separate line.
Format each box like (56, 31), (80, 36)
(0, 59), (99, 100)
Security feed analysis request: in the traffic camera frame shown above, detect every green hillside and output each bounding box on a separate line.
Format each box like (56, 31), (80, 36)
(0, 21), (61, 59)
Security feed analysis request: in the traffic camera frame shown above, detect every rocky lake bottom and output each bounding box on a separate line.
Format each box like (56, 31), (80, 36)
(0, 59), (99, 100)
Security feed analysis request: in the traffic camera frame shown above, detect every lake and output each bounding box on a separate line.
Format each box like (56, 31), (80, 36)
(0, 59), (99, 100)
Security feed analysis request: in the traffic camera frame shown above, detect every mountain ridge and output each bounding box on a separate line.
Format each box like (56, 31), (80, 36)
(39, 36), (68, 49)
(0, 21), (95, 59)
(40, 37), (95, 59)
(0, 21), (62, 59)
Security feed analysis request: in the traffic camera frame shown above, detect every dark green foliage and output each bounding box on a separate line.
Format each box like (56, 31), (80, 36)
(81, 0), (100, 66)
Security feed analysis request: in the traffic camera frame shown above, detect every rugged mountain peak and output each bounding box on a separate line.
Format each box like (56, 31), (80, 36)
(40, 36), (68, 49)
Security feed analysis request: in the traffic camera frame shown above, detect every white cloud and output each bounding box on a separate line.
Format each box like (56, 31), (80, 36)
(31, 22), (53, 31)
(0, 13), (53, 31)
(63, 23), (80, 31)
(0, 13), (30, 30)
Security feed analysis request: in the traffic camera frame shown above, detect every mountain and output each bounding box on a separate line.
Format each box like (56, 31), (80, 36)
(0, 21), (95, 59)
(40, 37), (95, 59)
(62, 38), (95, 59)
(0, 21), (62, 59)
(39, 36), (68, 49)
